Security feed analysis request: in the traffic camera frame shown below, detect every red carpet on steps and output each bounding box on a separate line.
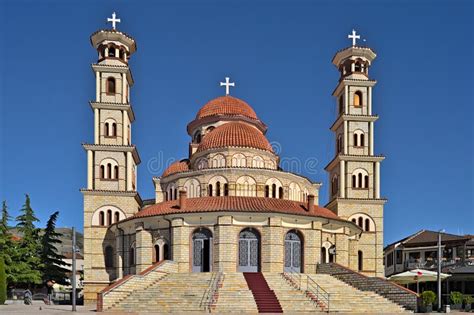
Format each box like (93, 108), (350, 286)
(243, 272), (283, 313)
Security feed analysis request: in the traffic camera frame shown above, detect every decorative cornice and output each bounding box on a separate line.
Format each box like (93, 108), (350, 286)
(82, 143), (141, 164)
(325, 197), (387, 208)
(80, 188), (143, 205)
(89, 101), (135, 122)
(187, 115), (267, 136)
(332, 78), (377, 97)
(325, 154), (385, 171)
(330, 114), (379, 131)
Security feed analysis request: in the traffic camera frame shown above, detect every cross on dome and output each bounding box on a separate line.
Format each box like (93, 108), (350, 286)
(107, 12), (121, 30)
(348, 29), (360, 46)
(220, 77), (235, 96)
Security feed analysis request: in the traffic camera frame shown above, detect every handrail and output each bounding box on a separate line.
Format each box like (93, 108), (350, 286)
(283, 267), (330, 313)
(200, 270), (224, 312)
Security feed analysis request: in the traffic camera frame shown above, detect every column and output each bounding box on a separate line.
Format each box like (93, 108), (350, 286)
(135, 224), (152, 273)
(122, 73), (126, 104)
(335, 228), (349, 267)
(344, 85), (349, 114)
(171, 218), (190, 272)
(343, 121), (348, 154)
(115, 48), (120, 58)
(304, 221), (322, 273)
(94, 108), (99, 144)
(115, 231), (124, 279)
(126, 151), (133, 191)
(122, 110), (127, 145)
(262, 217), (284, 272)
(339, 160), (345, 198)
(87, 150), (93, 189)
(375, 161), (380, 198)
(95, 71), (100, 102)
(369, 122), (374, 155)
(368, 86), (372, 115)
(214, 216), (237, 272)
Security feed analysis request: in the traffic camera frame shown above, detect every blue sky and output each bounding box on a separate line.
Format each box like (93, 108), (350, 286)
(0, 0), (472, 245)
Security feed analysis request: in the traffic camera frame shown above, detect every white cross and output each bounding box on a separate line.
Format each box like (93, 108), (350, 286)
(348, 29), (360, 46)
(107, 12), (121, 30)
(220, 77), (235, 95)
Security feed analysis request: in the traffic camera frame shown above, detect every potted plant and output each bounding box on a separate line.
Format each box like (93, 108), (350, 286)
(450, 291), (463, 310)
(421, 290), (436, 313)
(464, 294), (473, 311)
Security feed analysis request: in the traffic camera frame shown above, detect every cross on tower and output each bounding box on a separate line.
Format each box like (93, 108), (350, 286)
(107, 12), (121, 30)
(220, 77), (235, 95)
(348, 29), (360, 46)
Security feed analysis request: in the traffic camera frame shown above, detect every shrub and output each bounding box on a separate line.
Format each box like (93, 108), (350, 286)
(421, 290), (436, 306)
(0, 256), (6, 305)
(450, 291), (463, 305)
(463, 294), (473, 304)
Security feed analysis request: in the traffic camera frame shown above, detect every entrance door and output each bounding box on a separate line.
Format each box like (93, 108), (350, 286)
(284, 230), (302, 272)
(192, 229), (212, 272)
(238, 228), (259, 272)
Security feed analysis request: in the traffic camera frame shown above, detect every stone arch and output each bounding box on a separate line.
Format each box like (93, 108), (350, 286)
(351, 168), (369, 189)
(265, 178), (283, 198)
(348, 213), (376, 232)
(236, 175), (257, 197)
(208, 175), (228, 197)
(166, 183), (178, 201)
(91, 205), (126, 226)
(191, 228), (213, 272)
(104, 118), (118, 137)
(183, 178), (201, 198)
(211, 154), (226, 168)
(321, 241), (335, 263)
(99, 158), (119, 180)
(289, 182), (302, 201)
(153, 238), (170, 263)
(252, 156), (264, 168)
(231, 153), (247, 167)
(284, 229), (304, 272)
(196, 158), (208, 170)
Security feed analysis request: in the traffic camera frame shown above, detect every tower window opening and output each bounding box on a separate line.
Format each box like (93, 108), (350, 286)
(352, 175), (356, 188)
(353, 91), (362, 107)
(107, 77), (116, 94)
(272, 184), (276, 198)
(224, 183), (229, 196)
(100, 165), (105, 179)
(353, 133), (358, 147)
(352, 218), (356, 224)
(360, 133), (365, 146)
(216, 181), (221, 196)
(355, 61), (362, 72)
(112, 123), (117, 137)
(339, 95), (344, 115)
(108, 46), (116, 57)
(99, 211), (105, 226)
(337, 135), (343, 153)
(364, 175), (369, 188)
(279, 187), (284, 199)
(119, 49), (125, 60)
(114, 165), (119, 180)
(265, 185), (269, 198)
(365, 218), (370, 231)
(358, 173), (363, 188)
(105, 122), (109, 136)
(107, 163), (112, 179)
(107, 209), (112, 226)
(114, 211), (120, 223)
(208, 184), (213, 197)
(358, 217), (363, 228)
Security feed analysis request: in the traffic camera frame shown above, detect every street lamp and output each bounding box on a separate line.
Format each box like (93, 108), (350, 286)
(437, 229), (444, 311)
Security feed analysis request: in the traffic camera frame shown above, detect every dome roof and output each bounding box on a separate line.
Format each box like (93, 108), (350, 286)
(196, 96), (258, 120)
(162, 160), (189, 177)
(197, 122), (273, 153)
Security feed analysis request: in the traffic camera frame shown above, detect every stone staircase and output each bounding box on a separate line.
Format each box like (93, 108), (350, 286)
(263, 273), (319, 313)
(107, 272), (214, 312)
(100, 260), (177, 311)
(244, 273), (283, 313)
(305, 273), (409, 313)
(213, 273), (258, 313)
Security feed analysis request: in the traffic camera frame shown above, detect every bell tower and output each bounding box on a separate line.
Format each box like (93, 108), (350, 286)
(325, 30), (385, 277)
(81, 12), (141, 303)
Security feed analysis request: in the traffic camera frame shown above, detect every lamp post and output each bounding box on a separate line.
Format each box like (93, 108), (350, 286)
(437, 230), (443, 311)
(72, 227), (77, 312)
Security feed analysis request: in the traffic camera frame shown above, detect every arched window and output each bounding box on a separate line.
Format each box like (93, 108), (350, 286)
(216, 181), (221, 196)
(108, 46), (116, 57)
(352, 218), (356, 224)
(154, 244), (159, 263)
(100, 165), (105, 179)
(252, 156), (264, 168)
(107, 77), (116, 94)
(105, 246), (114, 268)
(354, 61), (362, 72)
(279, 187), (284, 199)
(353, 91), (362, 107)
(337, 135), (343, 153)
(236, 176), (257, 197)
(114, 165), (119, 179)
(358, 173), (363, 187)
(184, 179), (201, 198)
(105, 122), (110, 136)
(206, 126), (215, 133)
(265, 185), (269, 197)
(232, 154), (246, 167)
(208, 184), (213, 197)
(353, 133), (358, 147)
(365, 218), (370, 232)
(360, 133), (365, 146)
(99, 211), (105, 226)
(107, 209), (112, 226)
(352, 175), (357, 187)
(194, 131), (201, 144)
(114, 211), (120, 223)
(129, 245), (135, 266)
(107, 163), (112, 179)
(212, 154), (226, 168)
(272, 184), (276, 198)
(112, 123), (117, 137)
(339, 95), (344, 115)
(224, 183), (229, 196)
(364, 175), (369, 188)
(358, 250), (363, 271)
(358, 217), (363, 228)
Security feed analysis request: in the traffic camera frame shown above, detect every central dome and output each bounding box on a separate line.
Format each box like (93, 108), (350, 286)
(196, 96), (258, 120)
(197, 122), (273, 153)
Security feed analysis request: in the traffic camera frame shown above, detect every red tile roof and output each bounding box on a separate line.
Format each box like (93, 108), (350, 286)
(132, 196), (340, 220)
(197, 96), (258, 120)
(162, 160), (189, 177)
(197, 122), (273, 153)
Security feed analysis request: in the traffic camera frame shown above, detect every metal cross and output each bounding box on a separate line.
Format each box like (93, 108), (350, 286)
(220, 77), (235, 95)
(348, 29), (360, 46)
(107, 12), (121, 30)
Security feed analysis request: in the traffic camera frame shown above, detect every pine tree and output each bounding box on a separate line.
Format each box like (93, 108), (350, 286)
(12, 195), (42, 286)
(0, 201), (14, 285)
(41, 211), (69, 284)
(0, 256), (6, 305)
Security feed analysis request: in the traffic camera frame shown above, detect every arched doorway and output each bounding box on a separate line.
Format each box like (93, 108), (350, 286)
(284, 230), (303, 272)
(238, 228), (260, 272)
(192, 228), (212, 272)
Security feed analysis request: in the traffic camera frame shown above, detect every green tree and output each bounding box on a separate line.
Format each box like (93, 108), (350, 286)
(41, 211), (69, 284)
(11, 195), (42, 286)
(0, 256), (6, 304)
(0, 201), (14, 286)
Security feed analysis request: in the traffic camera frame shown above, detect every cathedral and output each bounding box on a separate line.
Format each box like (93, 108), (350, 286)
(82, 14), (386, 304)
